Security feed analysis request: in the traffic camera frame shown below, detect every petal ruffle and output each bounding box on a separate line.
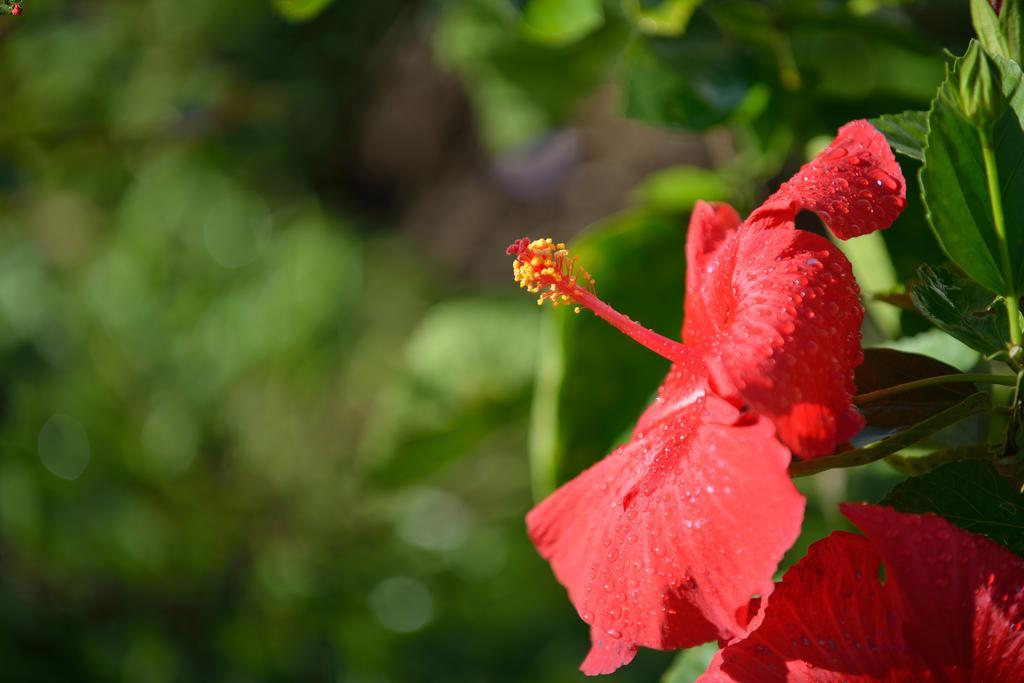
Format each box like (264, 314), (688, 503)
(685, 200), (742, 335)
(684, 224), (865, 457)
(702, 505), (1024, 682)
(744, 120), (906, 240)
(843, 504), (1024, 682)
(701, 532), (928, 682)
(527, 364), (803, 675)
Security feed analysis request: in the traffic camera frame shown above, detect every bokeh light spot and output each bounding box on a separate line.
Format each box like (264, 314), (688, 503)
(38, 414), (91, 481)
(397, 487), (472, 552)
(369, 577), (434, 633)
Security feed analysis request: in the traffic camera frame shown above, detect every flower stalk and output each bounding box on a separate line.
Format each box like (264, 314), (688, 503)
(854, 372), (1017, 405)
(790, 393), (994, 477)
(979, 126), (1023, 349)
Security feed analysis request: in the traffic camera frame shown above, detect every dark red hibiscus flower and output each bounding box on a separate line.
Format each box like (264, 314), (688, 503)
(508, 120), (906, 675)
(701, 504), (1024, 682)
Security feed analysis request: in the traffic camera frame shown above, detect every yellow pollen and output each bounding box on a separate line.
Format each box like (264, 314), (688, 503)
(511, 237), (595, 311)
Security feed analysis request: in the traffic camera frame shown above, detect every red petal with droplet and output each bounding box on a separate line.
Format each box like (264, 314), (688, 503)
(843, 504), (1024, 681)
(685, 200), (742, 332)
(684, 217), (865, 457)
(701, 505), (1024, 682)
(701, 532), (930, 682)
(745, 120), (906, 240)
(527, 362), (804, 675)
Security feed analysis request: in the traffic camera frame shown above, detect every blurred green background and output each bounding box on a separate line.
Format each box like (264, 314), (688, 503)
(0, 0), (981, 681)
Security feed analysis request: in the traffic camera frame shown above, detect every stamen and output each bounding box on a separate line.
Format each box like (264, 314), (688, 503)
(508, 236), (691, 364)
(507, 237), (595, 308)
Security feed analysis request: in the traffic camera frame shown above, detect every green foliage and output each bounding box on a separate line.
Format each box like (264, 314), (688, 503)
(883, 459), (1024, 556)
(661, 641), (717, 683)
(623, 32), (755, 130)
(436, 0), (946, 186)
(434, 0), (627, 150)
(632, 166), (731, 214)
(367, 299), (540, 488)
(947, 41), (1006, 128)
(521, 0), (604, 45)
(836, 230), (901, 338)
(972, 0), (1024, 63)
(911, 264), (1021, 356)
(272, 0), (335, 22)
(871, 110), (928, 161)
(0, 1), (648, 681)
(920, 53), (1024, 292)
(624, 0), (703, 37)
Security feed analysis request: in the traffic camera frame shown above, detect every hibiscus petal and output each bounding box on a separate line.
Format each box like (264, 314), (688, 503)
(685, 200), (743, 334)
(842, 503), (1024, 681)
(700, 532), (928, 682)
(684, 224), (865, 457)
(708, 505), (1024, 681)
(745, 120), (906, 240)
(527, 364), (803, 675)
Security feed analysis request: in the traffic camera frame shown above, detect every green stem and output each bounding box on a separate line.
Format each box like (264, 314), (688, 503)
(885, 444), (990, 476)
(790, 393), (993, 478)
(979, 127), (1023, 348)
(854, 373), (1016, 405)
(1002, 370), (1024, 461)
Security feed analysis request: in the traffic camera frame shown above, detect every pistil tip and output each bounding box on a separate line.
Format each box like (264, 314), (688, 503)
(506, 237), (530, 257)
(508, 236), (594, 311)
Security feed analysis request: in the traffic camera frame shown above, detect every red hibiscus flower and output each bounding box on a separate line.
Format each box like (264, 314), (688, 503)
(701, 504), (1024, 682)
(509, 120), (905, 674)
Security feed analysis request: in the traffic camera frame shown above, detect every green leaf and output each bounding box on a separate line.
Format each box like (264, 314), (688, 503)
(910, 263), (1019, 356)
(789, 393), (993, 478)
(271, 0), (334, 22)
(835, 231), (901, 339)
(1004, 0), (1024, 62)
(920, 53), (1022, 293)
(992, 55), (1024, 293)
(624, 0), (703, 37)
(529, 209), (686, 498)
(369, 299), (540, 488)
(622, 35), (752, 130)
(404, 299), (540, 409)
(871, 111), (928, 161)
(435, 0), (627, 151)
(972, 0), (1010, 60)
(991, 53), (1024, 129)
(789, 26), (943, 103)
(882, 459), (1024, 557)
(875, 328), (981, 373)
(661, 642), (718, 683)
(521, 0), (604, 46)
(855, 348), (977, 430)
(632, 166), (731, 214)
(920, 45), (1024, 294)
(971, 0), (1024, 63)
